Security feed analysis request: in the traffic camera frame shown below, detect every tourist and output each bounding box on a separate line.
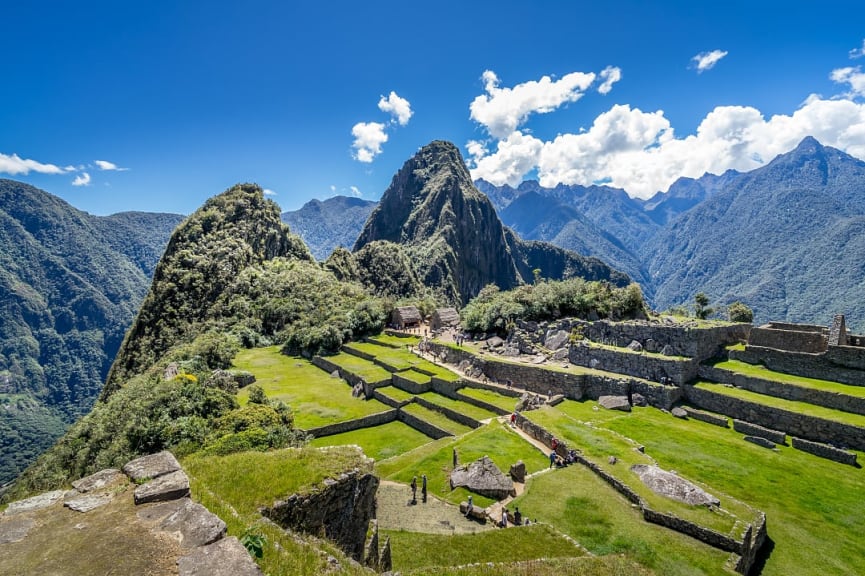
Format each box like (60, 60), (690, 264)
(551, 437), (558, 450)
(466, 495), (473, 517)
(410, 476), (417, 504)
(549, 450), (557, 469)
(453, 447), (458, 467)
(510, 412), (516, 427)
(501, 507), (508, 527)
(514, 507), (522, 526)
(421, 474), (427, 503)
(524, 518), (531, 526)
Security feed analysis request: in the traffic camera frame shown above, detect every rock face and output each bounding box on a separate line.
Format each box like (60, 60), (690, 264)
(122, 451), (182, 482)
(544, 329), (570, 351)
(509, 460), (527, 483)
(264, 469), (378, 562)
(630, 464), (720, 507)
(3, 490), (66, 515)
(450, 455), (515, 500)
(177, 536), (262, 576)
(133, 470), (191, 505)
(71, 468), (125, 493)
(139, 498), (227, 548)
(599, 395), (632, 412)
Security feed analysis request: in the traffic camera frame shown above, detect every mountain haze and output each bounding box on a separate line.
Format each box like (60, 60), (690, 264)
(281, 196), (376, 260)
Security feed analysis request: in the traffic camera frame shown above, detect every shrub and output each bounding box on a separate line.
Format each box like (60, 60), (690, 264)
(727, 301), (754, 323)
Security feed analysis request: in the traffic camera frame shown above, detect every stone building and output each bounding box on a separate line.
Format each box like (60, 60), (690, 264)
(391, 306), (422, 330)
(430, 307), (460, 331)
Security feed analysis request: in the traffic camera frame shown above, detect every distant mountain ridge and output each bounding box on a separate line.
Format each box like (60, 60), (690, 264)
(281, 196), (376, 260)
(0, 179), (182, 483)
(353, 141), (629, 305)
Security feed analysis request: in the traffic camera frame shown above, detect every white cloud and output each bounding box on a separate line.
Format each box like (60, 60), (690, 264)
(831, 66), (865, 98)
(597, 66), (622, 95)
(850, 39), (865, 59)
(0, 153), (67, 175)
(351, 121), (388, 162)
(691, 49), (728, 73)
(470, 70), (596, 138)
(330, 185), (337, 193)
(72, 172), (91, 186)
(468, 96), (865, 199)
(94, 159), (128, 171)
(263, 188), (277, 196)
(349, 186), (362, 197)
(378, 91), (413, 126)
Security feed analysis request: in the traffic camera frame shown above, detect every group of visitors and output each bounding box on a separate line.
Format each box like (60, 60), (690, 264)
(410, 474), (428, 504)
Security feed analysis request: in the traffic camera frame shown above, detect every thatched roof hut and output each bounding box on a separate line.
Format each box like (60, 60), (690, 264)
(431, 307), (460, 331)
(392, 306), (422, 329)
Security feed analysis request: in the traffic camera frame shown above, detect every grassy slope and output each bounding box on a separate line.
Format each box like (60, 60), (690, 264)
(712, 359), (865, 398)
(309, 420), (432, 461)
(232, 347), (389, 429)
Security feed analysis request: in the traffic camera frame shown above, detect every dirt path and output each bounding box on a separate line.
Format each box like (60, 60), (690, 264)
(376, 481), (493, 534)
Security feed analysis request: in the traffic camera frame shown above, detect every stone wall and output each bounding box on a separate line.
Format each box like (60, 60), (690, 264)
(430, 376), (462, 397)
(303, 410), (398, 439)
(791, 437), (858, 466)
(453, 390), (511, 416)
(641, 507), (740, 553)
(391, 373), (432, 394)
(731, 346), (865, 386)
(568, 342), (698, 385)
(264, 469), (378, 562)
(312, 356), (391, 388)
(748, 326), (827, 353)
(414, 397), (481, 429)
(682, 406), (729, 428)
(732, 419), (786, 445)
(684, 385), (865, 451)
(396, 409), (452, 439)
(699, 365), (865, 416)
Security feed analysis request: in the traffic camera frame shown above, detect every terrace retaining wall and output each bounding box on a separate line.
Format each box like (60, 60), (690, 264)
(732, 420), (786, 445)
(682, 406), (729, 428)
(791, 437), (858, 466)
(453, 391), (511, 416)
(414, 397), (482, 429)
(731, 346), (865, 387)
(311, 356), (391, 389)
(304, 410), (398, 439)
(391, 372), (432, 395)
(684, 385), (865, 451)
(568, 343), (698, 385)
(396, 409), (452, 439)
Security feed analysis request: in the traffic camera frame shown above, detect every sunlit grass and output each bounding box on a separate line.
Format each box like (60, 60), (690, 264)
(711, 359), (865, 398)
(309, 420), (432, 461)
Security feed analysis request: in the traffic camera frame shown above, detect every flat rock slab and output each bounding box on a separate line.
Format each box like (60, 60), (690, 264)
(134, 470), (190, 505)
(123, 451), (181, 482)
(0, 516), (35, 544)
(631, 464), (719, 507)
(64, 492), (115, 513)
(3, 490), (67, 516)
(72, 468), (124, 493)
(599, 395), (631, 412)
(671, 407), (688, 419)
(450, 456), (514, 500)
(177, 536), (263, 576)
(160, 498), (227, 548)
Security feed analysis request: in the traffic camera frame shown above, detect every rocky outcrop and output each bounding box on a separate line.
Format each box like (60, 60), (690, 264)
(264, 469), (379, 562)
(630, 465), (720, 507)
(122, 451), (182, 482)
(599, 395), (631, 411)
(449, 456), (515, 500)
(177, 536), (262, 576)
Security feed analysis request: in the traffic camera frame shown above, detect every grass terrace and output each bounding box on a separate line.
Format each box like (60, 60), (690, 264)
(457, 386), (519, 412)
(375, 385), (416, 404)
(183, 447), (372, 576)
(693, 381), (865, 428)
(309, 420), (432, 461)
(401, 403), (474, 437)
(324, 351), (394, 383)
(368, 333), (421, 348)
(346, 340), (461, 382)
(711, 359), (865, 398)
(396, 556), (653, 576)
(376, 420), (549, 508)
(232, 347), (390, 429)
(417, 391), (500, 422)
(395, 368), (432, 385)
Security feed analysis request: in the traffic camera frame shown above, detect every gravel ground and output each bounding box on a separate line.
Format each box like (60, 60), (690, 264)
(376, 481), (493, 534)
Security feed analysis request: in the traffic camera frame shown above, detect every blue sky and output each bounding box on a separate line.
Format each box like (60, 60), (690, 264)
(3, 1), (865, 215)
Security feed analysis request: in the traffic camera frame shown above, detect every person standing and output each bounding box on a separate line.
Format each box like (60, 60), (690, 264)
(501, 507), (508, 528)
(421, 474), (427, 503)
(410, 476), (417, 504)
(466, 494), (473, 517)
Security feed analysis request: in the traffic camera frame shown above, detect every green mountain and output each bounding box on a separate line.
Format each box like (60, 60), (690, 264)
(0, 179), (182, 484)
(281, 196), (376, 260)
(354, 141), (629, 305)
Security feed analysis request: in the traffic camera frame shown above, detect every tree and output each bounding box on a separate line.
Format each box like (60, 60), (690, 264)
(693, 292), (714, 320)
(727, 301), (754, 323)
(247, 384), (268, 405)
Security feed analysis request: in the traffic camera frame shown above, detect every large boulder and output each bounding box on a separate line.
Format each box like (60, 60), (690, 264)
(450, 456), (515, 500)
(598, 395), (631, 412)
(134, 470), (190, 505)
(544, 329), (570, 351)
(630, 464), (719, 507)
(509, 460), (526, 483)
(177, 536), (263, 576)
(123, 451), (181, 482)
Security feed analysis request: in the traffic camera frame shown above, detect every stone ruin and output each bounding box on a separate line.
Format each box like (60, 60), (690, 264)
(449, 455), (515, 500)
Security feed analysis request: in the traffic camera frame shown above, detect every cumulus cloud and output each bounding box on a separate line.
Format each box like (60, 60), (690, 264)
(72, 172), (91, 186)
(351, 121), (388, 163)
(378, 91), (413, 125)
(831, 66), (865, 98)
(691, 49), (728, 73)
(94, 159), (128, 171)
(468, 96), (865, 198)
(597, 66), (622, 95)
(349, 186), (362, 197)
(850, 39), (865, 59)
(263, 188), (277, 196)
(470, 70), (596, 138)
(0, 153), (67, 175)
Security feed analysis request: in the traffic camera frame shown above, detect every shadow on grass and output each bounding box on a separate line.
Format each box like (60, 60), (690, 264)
(749, 534), (775, 575)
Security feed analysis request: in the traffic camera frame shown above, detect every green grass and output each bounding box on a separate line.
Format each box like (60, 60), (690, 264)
(344, 341), (461, 382)
(711, 359), (865, 398)
(309, 420), (432, 461)
(369, 333), (421, 348)
(511, 461), (731, 576)
(376, 420), (549, 508)
(418, 392), (499, 422)
(396, 368), (433, 385)
(457, 386), (519, 412)
(183, 447), (373, 576)
(694, 381), (865, 428)
(600, 405), (865, 576)
(402, 403), (474, 436)
(232, 347), (390, 429)
(376, 385), (416, 403)
(383, 523), (584, 571)
(526, 405), (752, 535)
(324, 351), (394, 383)
(399, 556), (653, 576)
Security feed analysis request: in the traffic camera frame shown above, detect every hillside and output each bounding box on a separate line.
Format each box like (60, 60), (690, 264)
(281, 196), (376, 260)
(354, 141), (629, 304)
(0, 179), (182, 485)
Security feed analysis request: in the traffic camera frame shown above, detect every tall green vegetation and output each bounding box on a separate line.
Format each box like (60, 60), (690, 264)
(727, 300), (754, 323)
(461, 279), (647, 333)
